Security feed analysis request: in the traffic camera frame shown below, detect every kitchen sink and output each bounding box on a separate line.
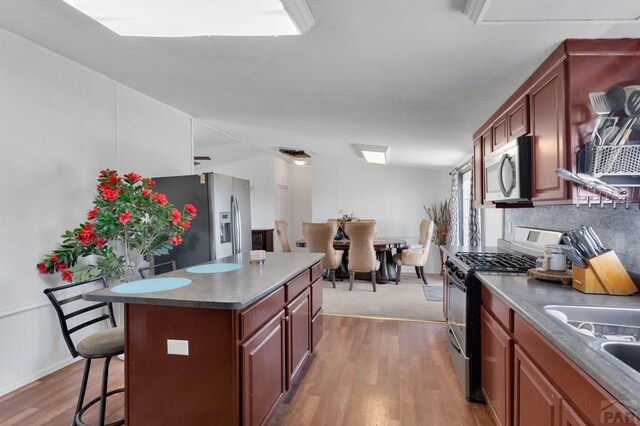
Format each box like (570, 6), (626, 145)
(601, 342), (640, 374)
(543, 305), (640, 341)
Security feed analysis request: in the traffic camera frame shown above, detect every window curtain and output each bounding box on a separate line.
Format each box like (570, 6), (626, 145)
(449, 160), (481, 247)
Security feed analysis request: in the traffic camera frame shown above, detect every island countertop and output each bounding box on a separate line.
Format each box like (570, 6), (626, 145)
(84, 252), (324, 309)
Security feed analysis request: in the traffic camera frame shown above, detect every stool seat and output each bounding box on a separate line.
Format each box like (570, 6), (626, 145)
(77, 328), (124, 357)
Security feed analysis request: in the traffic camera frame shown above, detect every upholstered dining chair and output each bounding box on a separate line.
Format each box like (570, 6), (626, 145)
(303, 222), (344, 287)
(345, 221), (380, 292)
(44, 277), (124, 426)
(393, 219), (434, 285)
(275, 220), (291, 252)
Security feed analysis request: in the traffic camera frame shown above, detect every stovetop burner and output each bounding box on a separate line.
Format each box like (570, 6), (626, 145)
(455, 252), (536, 273)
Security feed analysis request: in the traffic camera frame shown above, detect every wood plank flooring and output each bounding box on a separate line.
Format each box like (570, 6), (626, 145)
(0, 315), (492, 426)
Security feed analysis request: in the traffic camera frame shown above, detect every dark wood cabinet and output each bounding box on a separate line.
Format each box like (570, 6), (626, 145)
(493, 115), (509, 150)
(513, 344), (562, 426)
(473, 137), (483, 207)
(287, 289), (311, 387)
(252, 229), (274, 252)
(482, 127), (493, 155)
(560, 400), (587, 426)
(481, 306), (513, 426)
(530, 63), (567, 202)
(508, 96), (529, 140)
(241, 312), (286, 426)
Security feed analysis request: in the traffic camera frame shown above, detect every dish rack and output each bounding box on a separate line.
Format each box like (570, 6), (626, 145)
(584, 142), (640, 182)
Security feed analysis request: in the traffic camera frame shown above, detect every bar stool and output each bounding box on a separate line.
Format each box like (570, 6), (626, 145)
(44, 276), (124, 426)
(138, 260), (177, 278)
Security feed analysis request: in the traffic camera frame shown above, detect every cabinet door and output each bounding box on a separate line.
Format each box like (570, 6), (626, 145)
(514, 345), (562, 426)
(481, 307), (513, 426)
(493, 115), (509, 150)
(287, 289), (311, 387)
(473, 137), (484, 207)
(530, 64), (567, 202)
(482, 127), (493, 155)
(241, 311), (286, 426)
(560, 400), (587, 426)
(509, 96), (529, 139)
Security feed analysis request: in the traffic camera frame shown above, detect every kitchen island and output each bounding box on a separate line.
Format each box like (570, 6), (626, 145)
(85, 252), (325, 426)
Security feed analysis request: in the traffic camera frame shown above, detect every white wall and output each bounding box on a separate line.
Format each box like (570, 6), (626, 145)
(0, 28), (193, 396)
(311, 159), (451, 273)
(483, 208), (504, 246)
(288, 165), (312, 250)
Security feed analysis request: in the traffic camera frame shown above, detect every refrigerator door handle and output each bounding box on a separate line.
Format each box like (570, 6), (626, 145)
(231, 195), (242, 254)
(235, 196), (242, 253)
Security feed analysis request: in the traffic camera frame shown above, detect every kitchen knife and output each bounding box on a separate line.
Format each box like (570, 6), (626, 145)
(576, 229), (599, 258)
(580, 226), (602, 255)
(585, 226), (607, 253)
(569, 229), (595, 259)
(561, 244), (585, 268)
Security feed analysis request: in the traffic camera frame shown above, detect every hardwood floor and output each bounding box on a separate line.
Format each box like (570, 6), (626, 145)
(0, 315), (492, 426)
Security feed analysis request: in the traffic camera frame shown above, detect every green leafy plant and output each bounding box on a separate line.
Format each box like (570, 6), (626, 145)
(337, 213), (359, 239)
(37, 169), (197, 284)
(424, 199), (451, 274)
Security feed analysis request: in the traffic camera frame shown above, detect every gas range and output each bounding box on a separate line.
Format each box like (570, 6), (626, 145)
(453, 251), (536, 273)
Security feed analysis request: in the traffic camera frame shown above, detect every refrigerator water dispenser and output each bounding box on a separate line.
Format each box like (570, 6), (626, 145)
(219, 212), (231, 243)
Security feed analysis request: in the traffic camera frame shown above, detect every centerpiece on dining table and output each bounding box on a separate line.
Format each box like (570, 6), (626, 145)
(336, 213), (359, 240)
(36, 169), (197, 284)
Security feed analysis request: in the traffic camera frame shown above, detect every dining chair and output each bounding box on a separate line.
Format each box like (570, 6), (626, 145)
(302, 222), (344, 288)
(275, 220), (291, 252)
(43, 276), (124, 426)
(345, 221), (380, 292)
(393, 219), (434, 285)
(138, 260), (177, 279)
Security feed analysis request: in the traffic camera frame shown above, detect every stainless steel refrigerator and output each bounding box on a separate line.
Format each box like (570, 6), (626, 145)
(152, 173), (252, 269)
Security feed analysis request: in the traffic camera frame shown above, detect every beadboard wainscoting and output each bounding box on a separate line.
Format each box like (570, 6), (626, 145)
(0, 304), (77, 396)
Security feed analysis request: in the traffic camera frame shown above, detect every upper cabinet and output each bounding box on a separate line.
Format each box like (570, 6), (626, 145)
(471, 39), (640, 207)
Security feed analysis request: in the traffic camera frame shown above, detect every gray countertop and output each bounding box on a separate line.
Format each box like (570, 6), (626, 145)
(84, 252), (324, 310)
(476, 272), (640, 417)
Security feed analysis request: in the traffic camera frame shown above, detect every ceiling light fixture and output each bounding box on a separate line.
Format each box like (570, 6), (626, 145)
(293, 159), (307, 166)
(360, 145), (390, 165)
(61, 0), (316, 37)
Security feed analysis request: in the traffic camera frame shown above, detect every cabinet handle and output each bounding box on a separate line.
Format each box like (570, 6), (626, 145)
(284, 316), (290, 322)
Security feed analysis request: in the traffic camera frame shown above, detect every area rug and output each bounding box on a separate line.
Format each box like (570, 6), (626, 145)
(322, 273), (445, 322)
(422, 285), (443, 302)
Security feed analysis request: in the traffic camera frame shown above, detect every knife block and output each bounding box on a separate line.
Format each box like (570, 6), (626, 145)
(572, 251), (638, 295)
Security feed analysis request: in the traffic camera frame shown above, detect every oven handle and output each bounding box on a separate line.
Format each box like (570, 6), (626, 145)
(448, 274), (467, 293)
(448, 328), (462, 354)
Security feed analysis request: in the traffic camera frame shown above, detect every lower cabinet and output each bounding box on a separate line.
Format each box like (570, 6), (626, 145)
(241, 312), (286, 426)
(287, 289), (311, 387)
(513, 345), (562, 426)
(481, 306), (512, 426)
(560, 400), (588, 426)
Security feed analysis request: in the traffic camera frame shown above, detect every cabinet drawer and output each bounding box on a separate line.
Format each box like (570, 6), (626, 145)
(482, 285), (512, 332)
(238, 287), (285, 341)
(311, 278), (323, 317)
(311, 261), (323, 282)
(286, 271), (310, 303)
(312, 309), (323, 352)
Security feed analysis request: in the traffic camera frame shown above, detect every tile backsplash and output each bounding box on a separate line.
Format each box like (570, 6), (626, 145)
(504, 205), (640, 273)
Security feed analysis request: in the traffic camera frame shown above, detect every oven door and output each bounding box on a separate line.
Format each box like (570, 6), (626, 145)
(446, 270), (467, 355)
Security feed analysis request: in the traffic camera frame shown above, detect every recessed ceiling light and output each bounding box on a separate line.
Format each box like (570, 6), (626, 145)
(61, 0), (316, 37)
(359, 145), (390, 164)
(293, 159), (307, 166)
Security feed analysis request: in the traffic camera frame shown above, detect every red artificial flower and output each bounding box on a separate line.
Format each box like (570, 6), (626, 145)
(153, 193), (167, 206)
(100, 187), (118, 201)
(99, 169), (109, 178)
(94, 238), (106, 247)
(184, 204), (197, 218)
(124, 172), (142, 182)
(171, 208), (181, 225)
(61, 270), (73, 282)
(169, 235), (183, 246)
(118, 210), (131, 225)
(108, 175), (121, 185)
(37, 263), (48, 274)
(142, 188), (151, 198)
(55, 262), (67, 271)
(76, 224), (97, 245)
(87, 207), (99, 220)
(179, 220), (191, 232)
(146, 179), (156, 187)
(50, 254), (59, 263)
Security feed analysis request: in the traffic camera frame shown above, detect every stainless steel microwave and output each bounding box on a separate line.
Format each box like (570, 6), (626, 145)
(483, 136), (532, 203)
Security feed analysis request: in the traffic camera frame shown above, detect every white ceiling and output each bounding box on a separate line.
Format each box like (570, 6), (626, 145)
(2, 0), (640, 169)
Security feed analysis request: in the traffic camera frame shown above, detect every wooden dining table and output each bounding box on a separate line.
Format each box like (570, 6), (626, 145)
(295, 237), (407, 284)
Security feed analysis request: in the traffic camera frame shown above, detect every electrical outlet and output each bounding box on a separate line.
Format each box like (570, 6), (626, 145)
(167, 339), (189, 356)
(506, 222), (513, 234)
